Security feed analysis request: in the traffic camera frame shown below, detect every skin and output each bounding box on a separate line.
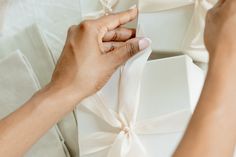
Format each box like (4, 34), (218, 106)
(174, 0), (236, 156)
(0, 0), (235, 156)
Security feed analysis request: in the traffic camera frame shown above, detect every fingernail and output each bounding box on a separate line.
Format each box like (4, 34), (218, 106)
(139, 38), (151, 50)
(129, 5), (137, 10)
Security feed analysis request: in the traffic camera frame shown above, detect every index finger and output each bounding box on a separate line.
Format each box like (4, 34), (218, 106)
(95, 6), (138, 33)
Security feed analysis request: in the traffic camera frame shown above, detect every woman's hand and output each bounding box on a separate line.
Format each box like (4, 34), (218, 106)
(49, 7), (150, 105)
(0, 8), (151, 157)
(204, 0), (236, 60)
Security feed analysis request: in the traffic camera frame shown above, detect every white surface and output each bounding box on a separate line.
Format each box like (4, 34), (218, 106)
(137, 56), (204, 157)
(0, 24), (54, 87)
(0, 51), (69, 157)
(77, 55), (205, 157)
(0, 25), (79, 156)
(2, 0), (81, 61)
(138, 5), (194, 52)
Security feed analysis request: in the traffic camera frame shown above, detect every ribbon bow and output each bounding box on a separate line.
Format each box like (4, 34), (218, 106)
(139, 0), (217, 62)
(82, 0), (119, 19)
(78, 46), (193, 157)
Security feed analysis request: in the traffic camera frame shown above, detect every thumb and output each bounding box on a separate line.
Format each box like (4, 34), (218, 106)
(108, 37), (151, 67)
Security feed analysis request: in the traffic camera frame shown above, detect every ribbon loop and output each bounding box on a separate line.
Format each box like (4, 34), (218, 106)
(100, 0), (118, 14)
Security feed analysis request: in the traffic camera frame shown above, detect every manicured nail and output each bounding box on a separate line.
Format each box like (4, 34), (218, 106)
(139, 38), (151, 50)
(129, 5), (137, 10)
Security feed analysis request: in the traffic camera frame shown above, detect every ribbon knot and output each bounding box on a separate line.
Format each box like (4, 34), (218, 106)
(100, 0), (118, 15)
(83, 0), (119, 19)
(121, 126), (130, 133)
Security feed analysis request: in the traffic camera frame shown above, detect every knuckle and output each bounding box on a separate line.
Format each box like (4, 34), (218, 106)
(67, 25), (78, 35)
(66, 25), (78, 47)
(79, 20), (94, 32)
(206, 9), (213, 19)
(125, 43), (136, 57)
(111, 31), (119, 41)
(110, 44), (115, 51)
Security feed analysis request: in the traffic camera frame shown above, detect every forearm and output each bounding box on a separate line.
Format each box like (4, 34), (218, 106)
(0, 85), (79, 157)
(0, 8), (141, 157)
(174, 52), (236, 157)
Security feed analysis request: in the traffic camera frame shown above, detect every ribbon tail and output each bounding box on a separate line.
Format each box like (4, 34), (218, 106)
(79, 132), (117, 156)
(118, 25), (152, 125)
(135, 109), (192, 135)
(107, 131), (147, 157)
(127, 132), (148, 157)
(80, 94), (122, 128)
(107, 132), (131, 157)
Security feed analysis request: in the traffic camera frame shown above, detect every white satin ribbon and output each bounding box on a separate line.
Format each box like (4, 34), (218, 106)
(139, 0), (217, 62)
(79, 46), (193, 157)
(83, 0), (119, 19)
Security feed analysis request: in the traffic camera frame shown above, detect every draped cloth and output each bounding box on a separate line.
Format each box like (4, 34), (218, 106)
(0, 51), (70, 157)
(0, 24), (55, 87)
(139, 0), (217, 63)
(78, 46), (193, 157)
(0, 24), (79, 156)
(1, 0), (81, 61)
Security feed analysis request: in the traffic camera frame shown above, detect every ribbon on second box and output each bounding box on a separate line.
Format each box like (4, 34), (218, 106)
(78, 45), (193, 157)
(139, 0), (216, 63)
(82, 0), (119, 19)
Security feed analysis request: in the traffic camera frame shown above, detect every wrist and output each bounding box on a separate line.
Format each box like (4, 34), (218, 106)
(209, 42), (236, 65)
(36, 83), (84, 112)
(209, 46), (236, 75)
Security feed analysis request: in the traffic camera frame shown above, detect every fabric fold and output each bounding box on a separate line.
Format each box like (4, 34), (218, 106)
(2, 0), (81, 61)
(0, 50), (69, 157)
(0, 24), (54, 87)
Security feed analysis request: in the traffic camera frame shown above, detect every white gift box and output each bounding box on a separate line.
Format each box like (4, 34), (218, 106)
(0, 24), (54, 87)
(0, 25), (79, 157)
(1, 0), (81, 61)
(0, 51), (70, 157)
(138, 0), (217, 63)
(76, 44), (205, 157)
